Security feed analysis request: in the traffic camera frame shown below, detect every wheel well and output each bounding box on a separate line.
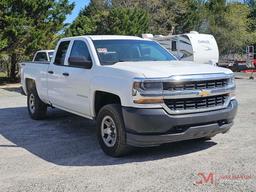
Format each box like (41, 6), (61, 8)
(25, 78), (36, 93)
(94, 91), (121, 116)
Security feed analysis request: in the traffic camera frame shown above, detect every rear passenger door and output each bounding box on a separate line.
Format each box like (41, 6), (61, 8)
(47, 40), (71, 108)
(60, 39), (93, 117)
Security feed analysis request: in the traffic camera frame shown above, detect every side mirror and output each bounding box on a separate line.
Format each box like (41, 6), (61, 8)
(68, 56), (92, 69)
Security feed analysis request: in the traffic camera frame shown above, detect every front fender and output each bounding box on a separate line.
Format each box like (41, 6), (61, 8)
(89, 75), (134, 116)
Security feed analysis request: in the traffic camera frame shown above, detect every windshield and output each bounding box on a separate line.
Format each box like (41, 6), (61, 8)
(93, 40), (177, 65)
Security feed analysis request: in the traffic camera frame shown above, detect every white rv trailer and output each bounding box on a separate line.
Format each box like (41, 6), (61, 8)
(142, 31), (219, 65)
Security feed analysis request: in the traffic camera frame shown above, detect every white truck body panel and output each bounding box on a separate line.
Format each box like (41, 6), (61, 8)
(19, 50), (54, 87)
(110, 61), (230, 78)
(20, 63), (49, 103)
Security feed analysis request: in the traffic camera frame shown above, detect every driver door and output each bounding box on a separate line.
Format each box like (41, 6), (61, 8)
(59, 39), (93, 117)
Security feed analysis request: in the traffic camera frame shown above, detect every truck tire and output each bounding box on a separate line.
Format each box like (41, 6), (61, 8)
(96, 104), (131, 157)
(27, 87), (47, 120)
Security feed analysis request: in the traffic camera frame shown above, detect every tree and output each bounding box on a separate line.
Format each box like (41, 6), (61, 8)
(0, 0), (74, 79)
(65, 1), (149, 36)
(204, 0), (254, 54)
(66, 0), (208, 36)
(65, 14), (100, 36)
(175, 0), (207, 33)
(79, 0), (109, 16)
(67, 0), (256, 57)
(65, 0), (109, 36)
(244, 0), (256, 33)
(105, 8), (149, 35)
(111, 0), (189, 35)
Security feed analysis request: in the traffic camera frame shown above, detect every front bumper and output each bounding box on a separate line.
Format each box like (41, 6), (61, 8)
(122, 100), (238, 147)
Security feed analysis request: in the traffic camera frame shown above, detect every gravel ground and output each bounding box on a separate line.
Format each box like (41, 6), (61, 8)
(0, 79), (255, 192)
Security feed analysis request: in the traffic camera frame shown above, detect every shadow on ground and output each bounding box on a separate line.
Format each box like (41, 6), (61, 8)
(1, 86), (22, 94)
(0, 106), (217, 166)
(0, 77), (20, 86)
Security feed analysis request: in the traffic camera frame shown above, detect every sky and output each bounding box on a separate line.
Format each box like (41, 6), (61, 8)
(65, 0), (90, 24)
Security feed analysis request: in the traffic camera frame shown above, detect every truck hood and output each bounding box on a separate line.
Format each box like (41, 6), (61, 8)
(109, 61), (232, 78)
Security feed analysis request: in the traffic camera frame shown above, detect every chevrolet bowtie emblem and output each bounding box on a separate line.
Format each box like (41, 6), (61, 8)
(198, 90), (210, 97)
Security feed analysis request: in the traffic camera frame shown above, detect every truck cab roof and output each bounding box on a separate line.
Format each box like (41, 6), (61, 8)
(60, 35), (146, 41)
(36, 50), (54, 53)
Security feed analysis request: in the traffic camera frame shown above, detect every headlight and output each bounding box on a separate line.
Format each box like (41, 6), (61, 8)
(141, 81), (163, 90)
(132, 79), (163, 104)
(132, 80), (163, 95)
(227, 75), (236, 99)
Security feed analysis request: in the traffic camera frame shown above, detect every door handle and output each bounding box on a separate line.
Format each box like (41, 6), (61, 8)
(48, 70), (54, 74)
(62, 72), (69, 76)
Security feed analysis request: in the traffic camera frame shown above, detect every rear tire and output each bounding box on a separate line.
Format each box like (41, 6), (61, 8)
(97, 104), (131, 157)
(27, 87), (47, 120)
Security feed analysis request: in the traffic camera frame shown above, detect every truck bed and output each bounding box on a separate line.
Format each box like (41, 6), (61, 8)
(20, 62), (49, 102)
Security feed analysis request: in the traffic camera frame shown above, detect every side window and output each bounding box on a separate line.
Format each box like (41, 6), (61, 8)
(171, 41), (177, 51)
(34, 52), (48, 62)
(69, 40), (91, 68)
(54, 41), (70, 65)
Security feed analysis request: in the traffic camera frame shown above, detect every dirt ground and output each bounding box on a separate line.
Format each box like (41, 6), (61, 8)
(0, 79), (255, 192)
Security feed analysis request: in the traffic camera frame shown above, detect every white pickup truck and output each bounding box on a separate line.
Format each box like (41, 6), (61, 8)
(21, 35), (237, 157)
(19, 50), (54, 75)
(19, 50), (54, 94)
(33, 50), (54, 62)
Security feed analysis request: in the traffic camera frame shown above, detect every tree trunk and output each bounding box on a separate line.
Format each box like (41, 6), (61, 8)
(10, 53), (17, 80)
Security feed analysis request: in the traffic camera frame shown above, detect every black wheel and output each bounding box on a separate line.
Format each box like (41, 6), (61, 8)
(27, 87), (47, 120)
(96, 104), (131, 157)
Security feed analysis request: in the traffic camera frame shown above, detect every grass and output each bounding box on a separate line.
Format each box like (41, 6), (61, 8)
(0, 72), (7, 78)
(0, 72), (13, 85)
(0, 72), (20, 85)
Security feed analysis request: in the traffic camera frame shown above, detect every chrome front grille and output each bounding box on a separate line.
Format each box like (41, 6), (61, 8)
(160, 74), (235, 114)
(164, 94), (229, 112)
(134, 73), (235, 114)
(163, 79), (229, 91)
